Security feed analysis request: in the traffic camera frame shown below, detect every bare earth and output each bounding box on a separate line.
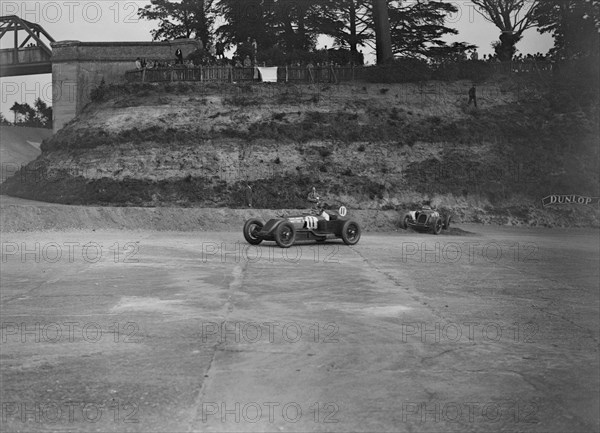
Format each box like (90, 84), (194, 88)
(1, 225), (598, 432)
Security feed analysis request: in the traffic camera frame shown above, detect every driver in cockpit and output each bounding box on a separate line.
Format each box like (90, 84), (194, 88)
(307, 187), (330, 221)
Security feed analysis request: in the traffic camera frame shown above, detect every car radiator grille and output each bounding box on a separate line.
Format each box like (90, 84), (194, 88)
(417, 214), (428, 224)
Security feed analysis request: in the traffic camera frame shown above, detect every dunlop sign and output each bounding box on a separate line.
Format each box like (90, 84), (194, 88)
(542, 195), (600, 207)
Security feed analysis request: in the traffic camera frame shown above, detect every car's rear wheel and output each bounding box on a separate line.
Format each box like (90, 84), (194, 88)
(243, 218), (264, 245)
(274, 222), (296, 248)
(432, 218), (443, 235)
(341, 220), (361, 245)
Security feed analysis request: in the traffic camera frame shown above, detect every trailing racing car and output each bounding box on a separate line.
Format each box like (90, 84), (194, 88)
(403, 206), (451, 235)
(243, 188), (361, 248)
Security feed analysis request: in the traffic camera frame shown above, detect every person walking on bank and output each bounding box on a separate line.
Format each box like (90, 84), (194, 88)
(468, 84), (477, 108)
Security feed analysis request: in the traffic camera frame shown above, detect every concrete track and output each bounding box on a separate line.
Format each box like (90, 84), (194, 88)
(1, 226), (598, 432)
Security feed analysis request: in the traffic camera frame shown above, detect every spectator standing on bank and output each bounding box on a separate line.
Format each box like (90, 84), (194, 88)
(468, 85), (477, 108)
(243, 55), (252, 68)
(135, 57), (142, 70)
(471, 49), (479, 61)
(175, 48), (183, 64)
(216, 41), (225, 59)
(252, 38), (258, 64)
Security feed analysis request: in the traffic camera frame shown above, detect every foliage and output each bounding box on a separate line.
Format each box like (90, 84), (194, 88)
(9, 98), (52, 128)
(388, 1), (471, 60)
(138, 0), (214, 47)
(216, 0), (323, 53)
(90, 78), (107, 102)
(534, 0), (600, 59)
(0, 112), (11, 125)
(470, 0), (541, 60)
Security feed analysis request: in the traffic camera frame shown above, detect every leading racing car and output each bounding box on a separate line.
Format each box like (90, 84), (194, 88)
(242, 188), (361, 248)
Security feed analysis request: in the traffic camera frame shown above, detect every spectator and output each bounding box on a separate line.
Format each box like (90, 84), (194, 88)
(471, 49), (479, 61)
(135, 57), (142, 70)
(235, 58), (243, 68)
(468, 84), (477, 108)
(252, 38), (258, 63)
(216, 41), (225, 59)
(243, 55), (252, 68)
(175, 48), (183, 65)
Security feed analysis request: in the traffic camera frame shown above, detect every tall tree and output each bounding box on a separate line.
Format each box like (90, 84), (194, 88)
(317, 0), (372, 54)
(372, 0), (393, 64)
(535, 0), (600, 59)
(138, 0), (214, 48)
(216, 0), (323, 53)
(470, 0), (540, 61)
(388, 0), (471, 59)
(34, 98), (53, 128)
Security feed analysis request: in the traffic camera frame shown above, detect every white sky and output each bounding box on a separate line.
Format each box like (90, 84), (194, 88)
(0, 0), (553, 120)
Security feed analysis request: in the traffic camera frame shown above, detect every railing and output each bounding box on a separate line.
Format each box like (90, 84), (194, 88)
(125, 65), (359, 84)
(124, 60), (562, 84)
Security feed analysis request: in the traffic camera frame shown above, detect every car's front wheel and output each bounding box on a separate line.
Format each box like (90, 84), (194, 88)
(274, 222), (296, 248)
(432, 218), (443, 235)
(341, 220), (361, 245)
(243, 218), (264, 245)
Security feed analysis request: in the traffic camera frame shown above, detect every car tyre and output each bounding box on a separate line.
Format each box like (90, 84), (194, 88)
(443, 215), (451, 230)
(341, 220), (361, 245)
(403, 214), (411, 230)
(432, 217), (443, 235)
(275, 222), (296, 248)
(243, 218), (264, 245)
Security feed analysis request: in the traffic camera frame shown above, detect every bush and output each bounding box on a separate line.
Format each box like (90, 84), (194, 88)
(90, 78), (107, 102)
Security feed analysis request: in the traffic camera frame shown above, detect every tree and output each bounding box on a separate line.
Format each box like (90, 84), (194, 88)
(470, 0), (540, 61)
(388, 1), (472, 59)
(10, 102), (20, 124)
(8, 100), (52, 128)
(138, 0), (215, 48)
(535, 0), (600, 59)
(34, 98), (53, 128)
(216, 0), (325, 54)
(372, 0), (393, 64)
(0, 112), (10, 125)
(317, 0), (372, 55)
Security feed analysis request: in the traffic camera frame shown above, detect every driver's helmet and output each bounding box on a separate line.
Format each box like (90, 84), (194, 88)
(307, 187), (320, 203)
(423, 205), (432, 210)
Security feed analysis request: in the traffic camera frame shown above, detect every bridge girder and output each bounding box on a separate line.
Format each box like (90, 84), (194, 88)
(0, 15), (54, 77)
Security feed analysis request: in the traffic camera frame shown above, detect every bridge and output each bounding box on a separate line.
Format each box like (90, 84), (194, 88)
(0, 15), (54, 77)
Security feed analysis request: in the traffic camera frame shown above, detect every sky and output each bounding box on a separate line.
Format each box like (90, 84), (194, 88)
(0, 0), (554, 121)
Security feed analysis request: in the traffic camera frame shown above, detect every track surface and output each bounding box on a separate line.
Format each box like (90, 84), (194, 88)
(1, 226), (598, 432)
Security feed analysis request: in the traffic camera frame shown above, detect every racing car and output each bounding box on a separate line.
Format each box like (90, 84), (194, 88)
(242, 189), (361, 248)
(402, 206), (451, 235)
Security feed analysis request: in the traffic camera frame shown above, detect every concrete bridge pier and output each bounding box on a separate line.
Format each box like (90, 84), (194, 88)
(51, 40), (200, 132)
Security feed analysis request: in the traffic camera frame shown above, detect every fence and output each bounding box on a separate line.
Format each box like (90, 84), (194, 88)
(124, 60), (562, 85)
